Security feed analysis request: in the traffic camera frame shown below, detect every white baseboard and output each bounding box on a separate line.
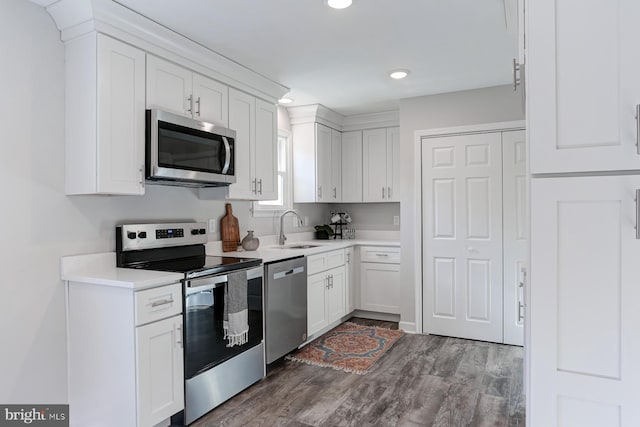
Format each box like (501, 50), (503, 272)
(398, 321), (417, 334)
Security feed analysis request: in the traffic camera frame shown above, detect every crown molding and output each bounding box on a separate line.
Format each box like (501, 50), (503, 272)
(341, 110), (399, 131)
(288, 104), (400, 132)
(33, 0), (288, 102)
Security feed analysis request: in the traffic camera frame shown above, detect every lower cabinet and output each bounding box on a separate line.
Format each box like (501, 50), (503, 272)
(67, 281), (184, 427)
(359, 246), (401, 314)
(307, 249), (348, 337)
(136, 315), (184, 427)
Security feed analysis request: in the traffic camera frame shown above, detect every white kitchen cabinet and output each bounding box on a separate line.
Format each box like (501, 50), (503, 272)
(292, 123), (342, 203)
(345, 247), (356, 313)
(136, 315), (184, 427)
(65, 33), (145, 195)
(359, 246), (401, 314)
(528, 0), (640, 174)
(529, 175), (640, 426)
(225, 88), (277, 200)
(67, 281), (184, 427)
(307, 265), (347, 337)
(341, 131), (363, 202)
(307, 249), (348, 337)
(147, 55), (229, 127)
(362, 127), (400, 202)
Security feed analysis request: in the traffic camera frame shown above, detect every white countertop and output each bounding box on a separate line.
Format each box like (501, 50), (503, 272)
(60, 252), (183, 290)
(60, 234), (400, 288)
(206, 239), (400, 263)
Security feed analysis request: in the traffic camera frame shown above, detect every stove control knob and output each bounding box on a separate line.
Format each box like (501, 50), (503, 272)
(199, 228), (206, 235)
(191, 229), (199, 235)
(127, 232), (137, 240)
(138, 231), (147, 239)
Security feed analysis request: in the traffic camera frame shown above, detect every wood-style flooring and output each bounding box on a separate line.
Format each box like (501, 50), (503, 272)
(191, 318), (525, 427)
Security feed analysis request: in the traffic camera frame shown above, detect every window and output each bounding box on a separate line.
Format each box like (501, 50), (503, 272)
(252, 130), (292, 215)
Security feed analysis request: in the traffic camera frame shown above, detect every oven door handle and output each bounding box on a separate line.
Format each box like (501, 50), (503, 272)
(221, 136), (231, 174)
(187, 274), (228, 292)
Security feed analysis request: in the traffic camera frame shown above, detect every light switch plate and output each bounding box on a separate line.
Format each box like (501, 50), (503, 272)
(393, 216), (400, 225)
(208, 219), (217, 233)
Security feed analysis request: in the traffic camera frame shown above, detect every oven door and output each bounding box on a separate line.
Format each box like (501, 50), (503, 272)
(183, 266), (263, 380)
(146, 109), (236, 185)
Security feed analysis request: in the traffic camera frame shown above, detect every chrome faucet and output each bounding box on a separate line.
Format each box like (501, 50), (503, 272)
(279, 210), (304, 245)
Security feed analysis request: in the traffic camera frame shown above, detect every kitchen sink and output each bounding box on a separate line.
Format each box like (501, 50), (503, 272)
(275, 244), (322, 249)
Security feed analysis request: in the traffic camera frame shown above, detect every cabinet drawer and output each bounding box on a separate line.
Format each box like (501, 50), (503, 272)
(135, 283), (182, 326)
(359, 246), (400, 264)
(307, 249), (345, 275)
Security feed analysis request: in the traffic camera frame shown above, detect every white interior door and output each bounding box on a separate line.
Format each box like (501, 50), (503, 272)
(422, 132), (503, 343)
(502, 130), (527, 346)
(530, 175), (640, 426)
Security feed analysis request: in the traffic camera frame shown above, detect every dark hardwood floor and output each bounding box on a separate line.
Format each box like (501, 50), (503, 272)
(191, 318), (525, 427)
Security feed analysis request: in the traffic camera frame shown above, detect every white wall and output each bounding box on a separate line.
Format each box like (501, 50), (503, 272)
(0, 0), (327, 403)
(329, 203), (400, 231)
(398, 85), (525, 328)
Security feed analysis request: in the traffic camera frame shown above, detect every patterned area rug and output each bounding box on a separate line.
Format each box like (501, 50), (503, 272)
(286, 322), (405, 375)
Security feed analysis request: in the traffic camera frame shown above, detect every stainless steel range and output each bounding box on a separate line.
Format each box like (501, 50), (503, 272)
(116, 222), (265, 425)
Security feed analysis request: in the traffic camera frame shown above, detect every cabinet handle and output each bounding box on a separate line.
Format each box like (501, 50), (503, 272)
(517, 268), (526, 323)
(326, 276), (330, 289)
(636, 104), (640, 154)
(382, 187), (386, 199)
(333, 187), (337, 199)
(139, 166), (145, 188)
(176, 324), (183, 348)
(375, 253), (389, 257)
(196, 96), (201, 117)
(513, 59), (521, 91)
(258, 179), (263, 195)
(388, 187), (392, 199)
(252, 179), (257, 194)
(150, 298), (174, 308)
(187, 95), (193, 115)
(636, 189), (640, 240)
(318, 186), (322, 199)
(329, 274), (334, 288)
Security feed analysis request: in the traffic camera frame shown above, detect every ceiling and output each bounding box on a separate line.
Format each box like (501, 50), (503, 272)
(115, 0), (517, 116)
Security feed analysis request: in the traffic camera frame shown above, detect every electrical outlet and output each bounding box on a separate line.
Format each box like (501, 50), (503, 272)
(304, 216), (309, 226)
(393, 215), (400, 225)
(208, 219), (217, 233)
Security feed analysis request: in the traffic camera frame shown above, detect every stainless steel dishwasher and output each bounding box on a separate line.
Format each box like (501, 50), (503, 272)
(265, 256), (307, 364)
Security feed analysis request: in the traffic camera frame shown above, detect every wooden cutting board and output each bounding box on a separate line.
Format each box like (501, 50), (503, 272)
(221, 203), (240, 252)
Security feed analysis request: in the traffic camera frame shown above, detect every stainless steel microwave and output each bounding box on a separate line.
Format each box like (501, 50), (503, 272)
(145, 109), (236, 187)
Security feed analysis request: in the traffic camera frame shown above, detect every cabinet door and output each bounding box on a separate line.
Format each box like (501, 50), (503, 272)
(345, 247), (356, 313)
(307, 273), (329, 336)
(227, 88), (255, 200)
(330, 129), (342, 201)
(96, 35), (145, 195)
(362, 128), (388, 202)
(315, 124), (332, 202)
(502, 130), (527, 346)
(528, 0), (640, 173)
(254, 99), (278, 201)
(327, 266), (347, 323)
(386, 127), (400, 202)
(192, 73), (228, 127)
(136, 315), (184, 427)
(146, 55), (192, 117)
(341, 131), (363, 202)
(530, 175), (640, 427)
(360, 262), (400, 314)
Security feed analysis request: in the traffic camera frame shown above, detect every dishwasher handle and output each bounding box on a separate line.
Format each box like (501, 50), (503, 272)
(272, 266), (305, 280)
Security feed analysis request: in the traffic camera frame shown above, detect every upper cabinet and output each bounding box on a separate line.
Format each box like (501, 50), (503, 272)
(292, 123), (342, 203)
(362, 127), (399, 202)
(226, 88), (277, 201)
(341, 131), (363, 202)
(147, 55), (229, 127)
(528, 0), (640, 174)
(66, 33), (146, 195)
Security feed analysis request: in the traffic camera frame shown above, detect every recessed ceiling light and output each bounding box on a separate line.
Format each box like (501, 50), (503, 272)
(389, 69), (409, 80)
(278, 97), (294, 104)
(327, 0), (352, 9)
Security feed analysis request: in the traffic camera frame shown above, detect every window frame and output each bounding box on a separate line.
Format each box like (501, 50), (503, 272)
(252, 129), (293, 217)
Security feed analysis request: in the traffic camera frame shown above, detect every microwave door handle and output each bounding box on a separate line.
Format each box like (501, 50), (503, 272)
(222, 136), (231, 174)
